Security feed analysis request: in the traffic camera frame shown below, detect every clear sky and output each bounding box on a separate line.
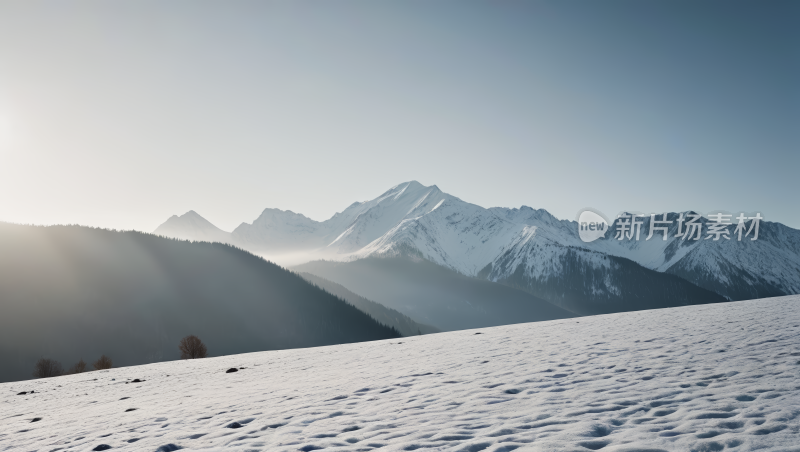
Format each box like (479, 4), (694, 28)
(0, 0), (797, 232)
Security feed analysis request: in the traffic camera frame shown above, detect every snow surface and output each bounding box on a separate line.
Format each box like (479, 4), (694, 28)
(3, 296), (800, 451)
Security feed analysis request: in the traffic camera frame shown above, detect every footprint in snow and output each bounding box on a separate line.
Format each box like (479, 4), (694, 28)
(260, 423), (286, 430)
(750, 424), (788, 435)
(587, 425), (613, 437)
(717, 421), (744, 429)
(578, 440), (610, 450)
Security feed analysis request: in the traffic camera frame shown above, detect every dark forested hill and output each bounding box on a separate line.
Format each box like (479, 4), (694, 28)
(298, 272), (440, 336)
(294, 256), (575, 331)
(0, 223), (399, 383)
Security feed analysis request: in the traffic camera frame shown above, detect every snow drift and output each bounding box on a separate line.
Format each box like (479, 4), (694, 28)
(3, 295), (799, 451)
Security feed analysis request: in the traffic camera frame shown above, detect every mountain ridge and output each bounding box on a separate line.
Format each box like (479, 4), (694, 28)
(154, 181), (800, 303)
(0, 222), (400, 383)
(297, 272), (440, 337)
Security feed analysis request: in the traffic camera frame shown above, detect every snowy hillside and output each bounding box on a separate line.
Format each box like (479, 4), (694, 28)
(4, 296), (799, 451)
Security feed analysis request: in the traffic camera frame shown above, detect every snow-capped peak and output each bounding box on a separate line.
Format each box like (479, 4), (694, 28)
(153, 211), (231, 244)
(152, 183), (800, 302)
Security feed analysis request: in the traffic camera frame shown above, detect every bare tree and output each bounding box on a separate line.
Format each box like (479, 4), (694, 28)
(33, 358), (63, 378)
(93, 355), (113, 370)
(179, 335), (208, 359)
(67, 359), (87, 374)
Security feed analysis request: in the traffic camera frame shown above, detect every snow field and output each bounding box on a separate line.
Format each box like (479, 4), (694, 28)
(2, 296), (799, 452)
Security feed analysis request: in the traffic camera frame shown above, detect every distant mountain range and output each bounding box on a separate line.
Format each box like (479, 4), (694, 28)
(155, 181), (800, 326)
(0, 222), (399, 383)
(8, 182), (793, 378)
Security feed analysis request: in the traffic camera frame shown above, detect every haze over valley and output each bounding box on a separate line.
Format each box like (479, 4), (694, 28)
(156, 181), (800, 323)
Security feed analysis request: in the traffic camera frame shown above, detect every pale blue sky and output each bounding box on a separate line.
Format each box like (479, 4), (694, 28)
(0, 1), (797, 231)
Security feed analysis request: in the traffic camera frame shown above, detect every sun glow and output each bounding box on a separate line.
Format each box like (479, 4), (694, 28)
(0, 113), (11, 150)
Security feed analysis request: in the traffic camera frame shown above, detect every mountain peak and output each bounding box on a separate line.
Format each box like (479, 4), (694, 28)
(153, 210), (231, 243)
(255, 208), (313, 223)
(391, 180), (434, 193)
(395, 180), (424, 188)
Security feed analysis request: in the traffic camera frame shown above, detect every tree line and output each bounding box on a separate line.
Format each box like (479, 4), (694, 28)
(32, 335), (208, 379)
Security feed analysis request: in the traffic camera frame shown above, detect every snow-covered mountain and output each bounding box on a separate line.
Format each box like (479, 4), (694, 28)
(5, 295), (800, 452)
(483, 225), (726, 314)
(154, 181), (800, 304)
(663, 225), (800, 301)
(232, 208), (328, 253)
(153, 210), (232, 244)
(229, 182), (465, 257)
(154, 182), (458, 256)
(484, 212), (800, 303)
